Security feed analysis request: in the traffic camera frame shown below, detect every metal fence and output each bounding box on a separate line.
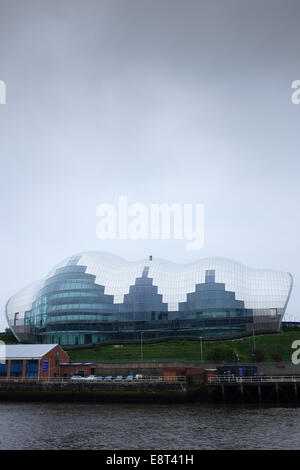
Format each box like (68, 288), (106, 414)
(208, 375), (300, 384)
(0, 375), (186, 384)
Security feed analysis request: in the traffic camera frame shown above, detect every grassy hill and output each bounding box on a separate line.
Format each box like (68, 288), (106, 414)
(67, 328), (300, 363)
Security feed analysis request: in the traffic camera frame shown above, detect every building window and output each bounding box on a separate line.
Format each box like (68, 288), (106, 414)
(0, 362), (7, 377)
(25, 360), (38, 378)
(10, 360), (23, 377)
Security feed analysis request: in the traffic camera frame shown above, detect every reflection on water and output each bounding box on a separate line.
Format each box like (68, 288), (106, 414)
(0, 402), (299, 450)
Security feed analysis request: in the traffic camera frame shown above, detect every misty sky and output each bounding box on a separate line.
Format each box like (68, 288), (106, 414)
(0, 0), (299, 330)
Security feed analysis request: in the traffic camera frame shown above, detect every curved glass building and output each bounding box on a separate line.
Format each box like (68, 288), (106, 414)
(6, 252), (293, 345)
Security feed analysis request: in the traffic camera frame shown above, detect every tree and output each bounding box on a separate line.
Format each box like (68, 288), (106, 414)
(251, 349), (265, 363)
(270, 352), (283, 362)
(0, 328), (18, 344)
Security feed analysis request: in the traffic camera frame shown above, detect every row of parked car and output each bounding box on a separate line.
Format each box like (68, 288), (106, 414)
(70, 374), (142, 382)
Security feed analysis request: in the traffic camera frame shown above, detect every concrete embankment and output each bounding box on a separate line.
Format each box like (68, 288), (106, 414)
(1, 380), (300, 405)
(0, 381), (192, 403)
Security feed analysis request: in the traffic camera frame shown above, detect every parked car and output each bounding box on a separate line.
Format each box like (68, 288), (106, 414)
(104, 375), (113, 381)
(70, 375), (84, 381)
(125, 375), (134, 382)
(96, 376), (103, 381)
(84, 375), (97, 381)
(114, 375), (123, 382)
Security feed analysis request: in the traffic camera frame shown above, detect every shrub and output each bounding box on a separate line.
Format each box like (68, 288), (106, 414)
(0, 328), (17, 344)
(282, 324), (300, 332)
(186, 374), (194, 385)
(251, 349), (265, 362)
(270, 352), (283, 362)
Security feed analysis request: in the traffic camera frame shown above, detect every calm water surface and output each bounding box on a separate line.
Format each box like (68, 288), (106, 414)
(0, 402), (299, 450)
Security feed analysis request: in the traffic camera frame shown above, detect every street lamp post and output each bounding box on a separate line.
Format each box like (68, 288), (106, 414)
(200, 336), (203, 363)
(141, 331), (143, 361)
(252, 328), (256, 352)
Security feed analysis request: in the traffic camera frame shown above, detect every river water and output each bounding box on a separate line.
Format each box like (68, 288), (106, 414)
(0, 402), (299, 450)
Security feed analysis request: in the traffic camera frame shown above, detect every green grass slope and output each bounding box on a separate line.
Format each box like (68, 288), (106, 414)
(67, 329), (300, 363)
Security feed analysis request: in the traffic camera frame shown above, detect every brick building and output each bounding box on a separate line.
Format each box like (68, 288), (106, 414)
(0, 344), (70, 379)
(162, 366), (217, 383)
(59, 362), (98, 378)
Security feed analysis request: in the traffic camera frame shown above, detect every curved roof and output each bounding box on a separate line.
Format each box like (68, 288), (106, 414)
(6, 251), (293, 322)
(36, 251), (293, 309)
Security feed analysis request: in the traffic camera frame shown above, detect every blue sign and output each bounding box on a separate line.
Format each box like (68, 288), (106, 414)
(42, 360), (48, 372)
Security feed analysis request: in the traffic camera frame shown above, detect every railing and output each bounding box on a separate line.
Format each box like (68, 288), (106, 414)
(0, 376), (186, 384)
(208, 376), (300, 384)
(0, 377), (67, 383)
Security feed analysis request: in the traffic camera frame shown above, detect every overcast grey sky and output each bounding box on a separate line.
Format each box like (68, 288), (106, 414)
(0, 0), (299, 329)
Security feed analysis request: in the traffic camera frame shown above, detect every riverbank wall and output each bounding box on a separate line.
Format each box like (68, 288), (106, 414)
(0, 380), (189, 403)
(1, 379), (300, 405)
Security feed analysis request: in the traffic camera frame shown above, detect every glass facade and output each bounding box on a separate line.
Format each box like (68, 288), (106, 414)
(6, 252), (293, 346)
